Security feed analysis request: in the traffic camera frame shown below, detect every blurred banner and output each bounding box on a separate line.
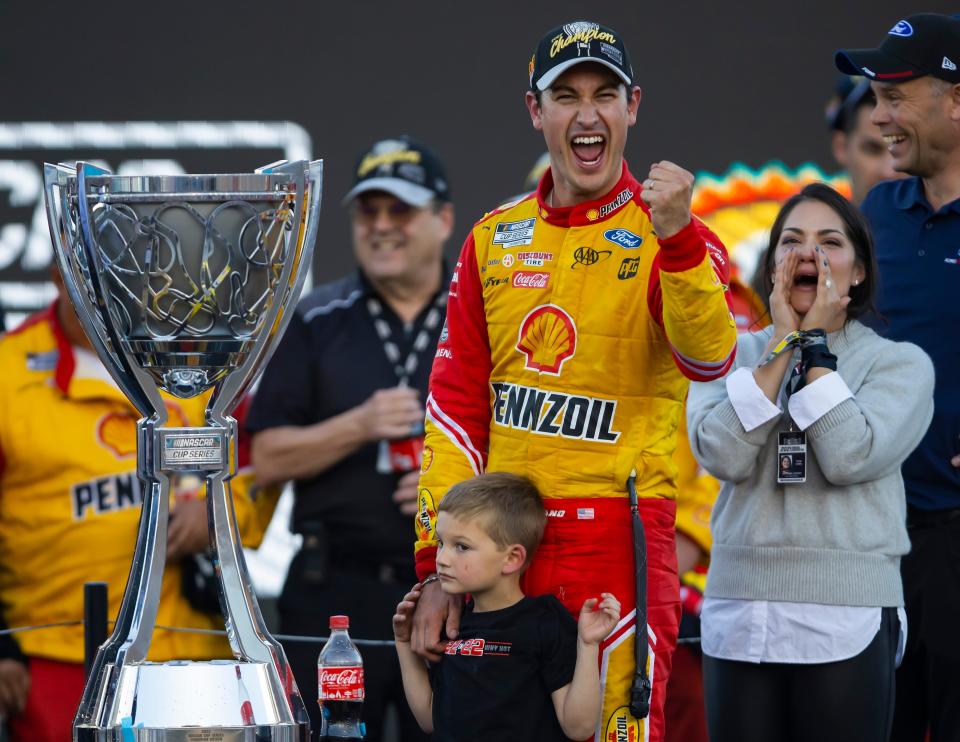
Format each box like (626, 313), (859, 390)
(693, 160), (851, 285)
(0, 121), (311, 327)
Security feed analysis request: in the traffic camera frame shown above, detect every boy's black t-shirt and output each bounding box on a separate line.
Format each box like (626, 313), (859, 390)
(429, 594), (578, 741)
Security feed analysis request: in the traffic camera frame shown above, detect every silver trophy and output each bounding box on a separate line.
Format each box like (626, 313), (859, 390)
(43, 159), (322, 741)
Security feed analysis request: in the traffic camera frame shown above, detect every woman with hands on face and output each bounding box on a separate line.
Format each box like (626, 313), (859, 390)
(753, 190), (863, 404)
(686, 183), (935, 742)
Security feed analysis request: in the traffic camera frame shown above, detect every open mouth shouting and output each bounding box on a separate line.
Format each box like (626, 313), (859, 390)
(792, 268), (819, 292)
(571, 134), (606, 169)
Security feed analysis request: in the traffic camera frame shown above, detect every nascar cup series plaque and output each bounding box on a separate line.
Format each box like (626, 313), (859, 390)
(44, 159), (322, 740)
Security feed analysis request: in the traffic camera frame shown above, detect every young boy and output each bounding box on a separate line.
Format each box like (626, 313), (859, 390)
(393, 472), (620, 741)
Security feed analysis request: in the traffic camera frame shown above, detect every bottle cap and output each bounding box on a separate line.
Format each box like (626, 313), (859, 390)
(329, 615), (349, 630)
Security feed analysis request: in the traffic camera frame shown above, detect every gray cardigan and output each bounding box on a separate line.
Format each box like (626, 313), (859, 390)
(687, 321), (935, 607)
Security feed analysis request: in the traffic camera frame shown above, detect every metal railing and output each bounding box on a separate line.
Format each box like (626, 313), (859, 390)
(0, 582), (700, 683)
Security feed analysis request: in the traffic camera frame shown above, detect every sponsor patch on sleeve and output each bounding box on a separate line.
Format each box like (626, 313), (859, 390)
(416, 488), (437, 540)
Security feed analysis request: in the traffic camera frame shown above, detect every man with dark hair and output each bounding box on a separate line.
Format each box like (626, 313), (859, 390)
(411, 20), (737, 742)
(248, 136), (452, 741)
(836, 13), (960, 740)
(826, 76), (903, 205)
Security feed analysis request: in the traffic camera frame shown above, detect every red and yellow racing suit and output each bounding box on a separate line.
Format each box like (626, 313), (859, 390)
(415, 164), (737, 741)
(0, 303), (277, 737)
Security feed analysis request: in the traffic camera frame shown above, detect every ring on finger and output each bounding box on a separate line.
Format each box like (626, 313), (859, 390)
(825, 279), (833, 289)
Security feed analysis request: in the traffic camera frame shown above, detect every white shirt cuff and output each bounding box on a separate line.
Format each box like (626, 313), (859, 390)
(725, 366), (782, 432)
(787, 371), (853, 431)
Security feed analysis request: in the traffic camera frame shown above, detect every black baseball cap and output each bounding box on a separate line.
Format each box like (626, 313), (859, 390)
(529, 20), (633, 92)
(343, 136), (450, 207)
(835, 13), (960, 84)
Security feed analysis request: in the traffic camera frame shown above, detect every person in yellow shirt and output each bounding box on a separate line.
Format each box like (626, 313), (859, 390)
(0, 274), (276, 742)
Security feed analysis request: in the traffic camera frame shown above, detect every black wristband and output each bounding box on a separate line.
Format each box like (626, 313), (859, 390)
(801, 343), (838, 373)
(797, 328), (827, 348)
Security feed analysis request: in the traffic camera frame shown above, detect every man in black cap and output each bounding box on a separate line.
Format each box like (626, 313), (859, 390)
(248, 136), (453, 741)
(410, 19), (736, 742)
(836, 13), (960, 741)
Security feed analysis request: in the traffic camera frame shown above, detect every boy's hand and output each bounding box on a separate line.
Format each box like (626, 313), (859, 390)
(577, 593), (621, 645)
(392, 585), (423, 643)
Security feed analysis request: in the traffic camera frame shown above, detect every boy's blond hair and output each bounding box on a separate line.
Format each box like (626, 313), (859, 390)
(438, 472), (546, 566)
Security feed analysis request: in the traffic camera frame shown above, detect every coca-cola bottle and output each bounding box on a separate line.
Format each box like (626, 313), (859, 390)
(318, 615), (365, 739)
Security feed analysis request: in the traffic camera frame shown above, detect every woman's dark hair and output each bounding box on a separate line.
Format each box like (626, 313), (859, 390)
(752, 182), (879, 323)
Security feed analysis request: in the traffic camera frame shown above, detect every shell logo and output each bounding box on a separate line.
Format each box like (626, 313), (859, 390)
(96, 401), (190, 459)
(420, 446), (434, 473)
(96, 411), (138, 458)
(515, 304), (577, 375)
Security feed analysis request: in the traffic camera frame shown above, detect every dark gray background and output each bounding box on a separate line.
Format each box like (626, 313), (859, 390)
(0, 0), (950, 283)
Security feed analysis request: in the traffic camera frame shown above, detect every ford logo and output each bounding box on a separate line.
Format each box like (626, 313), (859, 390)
(888, 20), (913, 37)
(603, 228), (643, 249)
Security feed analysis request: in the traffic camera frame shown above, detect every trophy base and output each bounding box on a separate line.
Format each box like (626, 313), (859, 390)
(74, 660), (310, 742)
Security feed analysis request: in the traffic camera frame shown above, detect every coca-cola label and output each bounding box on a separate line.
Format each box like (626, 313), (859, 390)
(319, 666), (365, 701)
(512, 271), (550, 289)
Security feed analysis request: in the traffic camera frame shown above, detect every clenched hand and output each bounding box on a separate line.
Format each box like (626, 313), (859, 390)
(640, 161), (695, 239)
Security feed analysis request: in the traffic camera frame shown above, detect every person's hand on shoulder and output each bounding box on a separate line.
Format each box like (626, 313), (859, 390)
(641, 161), (694, 240)
(411, 578), (464, 662)
(577, 593), (621, 645)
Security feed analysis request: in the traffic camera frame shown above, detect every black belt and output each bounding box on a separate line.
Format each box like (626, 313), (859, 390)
(906, 505), (960, 529)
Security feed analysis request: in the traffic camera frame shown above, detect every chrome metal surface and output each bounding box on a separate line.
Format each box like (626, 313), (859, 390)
(43, 159), (321, 741)
(84, 191), (292, 203)
(81, 172), (292, 195)
(72, 662), (309, 741)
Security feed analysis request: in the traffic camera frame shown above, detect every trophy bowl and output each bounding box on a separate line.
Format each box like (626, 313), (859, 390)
(44, 159), (322, 741)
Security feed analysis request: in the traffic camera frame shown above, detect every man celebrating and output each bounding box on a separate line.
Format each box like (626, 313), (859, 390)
(836, 13), (960, 740)
(411, 21), (736, 741)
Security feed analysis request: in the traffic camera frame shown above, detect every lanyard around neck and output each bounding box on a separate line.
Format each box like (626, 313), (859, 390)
(366, 292), (446, 386)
